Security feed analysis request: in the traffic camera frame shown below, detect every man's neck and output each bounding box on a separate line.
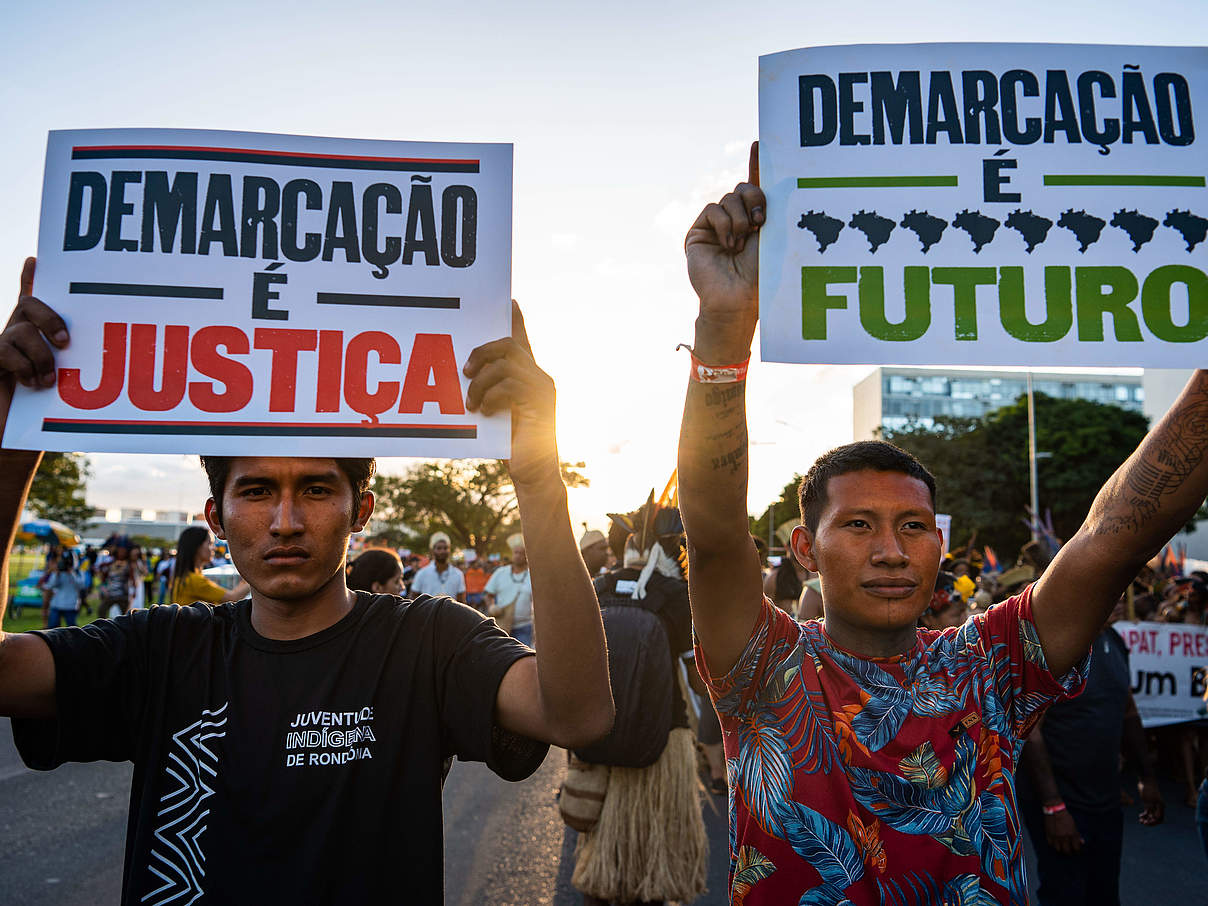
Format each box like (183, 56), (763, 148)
(249, 574), (356, 641)
(512, 564), (527, 575)
(433, 560), (448, 573)
(822, 611), (918, 659)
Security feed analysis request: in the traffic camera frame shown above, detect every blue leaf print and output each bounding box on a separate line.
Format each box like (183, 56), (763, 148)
(764, 663), (837, 775)
(875, 871), (943, 906)
(851, 694), (909, 752)
(935, 734), (978, 816)
(910, 675), (967, 718)
(940, 874), (1002, 906)
(826, 647), (908, 701)
(737, 721), (794, 835)
(799, 883), (854, 906)
(899, 741), (948, 789)
(1018, 619), (1047, 669)
(848, 767), (954, 837)
(779, 800), (864, 888)
(966, 789), (1022, 893)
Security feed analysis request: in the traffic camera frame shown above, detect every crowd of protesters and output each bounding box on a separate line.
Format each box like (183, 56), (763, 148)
(12, 492), (1208, 905)
(11, 476), (1208, 905)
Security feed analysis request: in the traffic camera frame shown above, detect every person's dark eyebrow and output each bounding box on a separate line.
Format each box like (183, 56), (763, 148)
(230, 474), (275, 490)
(230, 471), (343, 489)
(298, 471), (343, 485)
(833, 506), (933, 519)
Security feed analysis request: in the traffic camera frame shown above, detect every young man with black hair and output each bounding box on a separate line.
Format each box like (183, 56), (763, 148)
(677, 146), (1208, 904)
(0, 258), (613, 904)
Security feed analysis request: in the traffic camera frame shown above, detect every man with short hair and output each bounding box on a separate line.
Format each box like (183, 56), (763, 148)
(410, 531), (467, 603)
(0, 259), (614, 905)
(677, 147), (1208, 903)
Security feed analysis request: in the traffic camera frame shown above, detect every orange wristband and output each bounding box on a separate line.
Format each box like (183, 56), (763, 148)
(679, 345), (750, 383)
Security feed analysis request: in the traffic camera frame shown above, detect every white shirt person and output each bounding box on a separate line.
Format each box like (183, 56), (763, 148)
(409, 532), (466, 602)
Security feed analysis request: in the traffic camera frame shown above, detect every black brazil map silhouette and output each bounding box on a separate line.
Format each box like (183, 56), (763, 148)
(1165, 210), (1208, 252)
(794, 208), (1205, 255)
(1004, 210), (1054, 254)
(899, 210), (948, 253)
(1110, 209), (1160, 252)
(796, 210), (844, 252)
(848, 210), (896, 253)
(1057, 209), (1107, 253)
(952, 210), (1000, 253)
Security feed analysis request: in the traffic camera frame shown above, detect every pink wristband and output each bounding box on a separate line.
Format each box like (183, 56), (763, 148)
(1042, 802), (1067, 816)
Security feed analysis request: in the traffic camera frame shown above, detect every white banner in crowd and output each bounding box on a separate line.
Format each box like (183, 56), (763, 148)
(1113, 620), (1208, 727)
(758, 43), (1208, 367)
(4, 128), (513, 458)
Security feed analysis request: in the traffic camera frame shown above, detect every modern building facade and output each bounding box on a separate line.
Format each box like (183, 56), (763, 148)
(853, 367), (1146, 440)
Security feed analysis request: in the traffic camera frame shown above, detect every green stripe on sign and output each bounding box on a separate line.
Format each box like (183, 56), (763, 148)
(1044, 174), (1206, 187)
(797, 175), (959, 188)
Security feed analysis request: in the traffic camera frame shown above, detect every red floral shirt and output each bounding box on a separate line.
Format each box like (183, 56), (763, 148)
(697, 585), (1087, 906)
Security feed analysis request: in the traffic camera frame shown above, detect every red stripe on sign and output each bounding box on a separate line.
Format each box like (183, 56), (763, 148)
(71, 145), (480, 166)
(45, 418), (476, 429)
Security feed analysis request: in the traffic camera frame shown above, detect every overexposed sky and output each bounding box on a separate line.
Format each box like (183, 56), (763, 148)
(2, 1), (1204, 534)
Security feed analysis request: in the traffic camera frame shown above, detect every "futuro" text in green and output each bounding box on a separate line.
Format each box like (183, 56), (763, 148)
(801, 265), (1208, 343)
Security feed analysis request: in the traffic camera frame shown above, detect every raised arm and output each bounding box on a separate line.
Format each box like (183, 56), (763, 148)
(0, 258), (71, 718)
(678, 145), (767, 676)
(1034, 371), (1208, 676)
(462, 302), (613, 748)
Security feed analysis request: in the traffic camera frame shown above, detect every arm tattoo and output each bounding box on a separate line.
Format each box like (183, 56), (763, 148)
(1101, 382), (1208, 534)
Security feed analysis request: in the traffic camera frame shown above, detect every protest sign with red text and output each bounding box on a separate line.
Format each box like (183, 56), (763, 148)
(3, 128), (512, 458)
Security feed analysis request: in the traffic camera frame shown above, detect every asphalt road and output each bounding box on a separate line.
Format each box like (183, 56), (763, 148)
(1, 716), (1204, 904)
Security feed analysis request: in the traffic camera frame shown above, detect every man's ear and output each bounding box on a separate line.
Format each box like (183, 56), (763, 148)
(790, 524), (818, 573)
(352, 491), (375, 533)
(204, 499), (226, 539)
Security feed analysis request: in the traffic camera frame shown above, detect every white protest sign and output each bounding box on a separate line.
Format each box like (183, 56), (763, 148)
(935, 513), (952, 558)
(758, 44), (1208, 367)
(1113, 621), (1208, 727)
(4, 128), (512, 458)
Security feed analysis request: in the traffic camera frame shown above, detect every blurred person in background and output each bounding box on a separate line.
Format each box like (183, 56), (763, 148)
(346, 548), (404, 597)
(128, 545), (149, 610)
(98, 537), (135, 619)
(486, 535), (534, 645)
(168, 526), (249, 606)
(154, 548), (175, 605)
(43, 547), (85, 628)
(918, 571), (968, 631)
(463, 556), (488, 612)
(1018, 600), (1163, 906)
(410, 532), (465, 602)
(763, 533), (810, 616)
(579, 528), (612, 576)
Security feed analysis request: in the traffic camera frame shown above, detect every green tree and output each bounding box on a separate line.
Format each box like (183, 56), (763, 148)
(882, 392), (1152, 555)
(28, 452), (94, 532)
(369, 460), (589, 555)
(751, 474), (803, 549)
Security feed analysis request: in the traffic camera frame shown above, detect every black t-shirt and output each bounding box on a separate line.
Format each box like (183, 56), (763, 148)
(1032, 626), (1132, 811)
(13, 591), (547, 904)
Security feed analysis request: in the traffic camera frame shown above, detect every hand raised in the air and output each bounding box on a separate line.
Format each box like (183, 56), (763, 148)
(684, 143), (765, 334)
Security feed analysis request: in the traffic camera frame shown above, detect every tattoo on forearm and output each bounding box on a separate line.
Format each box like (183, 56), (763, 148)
(704, 385), (744, 407)
(1101, 381), (1208, 534)
(711, 444), (747, 473)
